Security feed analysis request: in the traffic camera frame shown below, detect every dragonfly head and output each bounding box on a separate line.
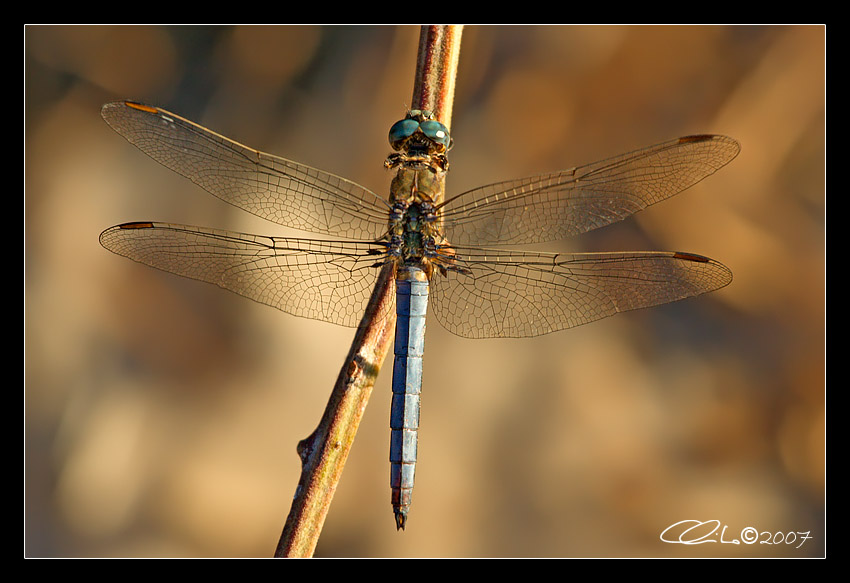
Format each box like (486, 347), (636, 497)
(388, 110), (453, 155)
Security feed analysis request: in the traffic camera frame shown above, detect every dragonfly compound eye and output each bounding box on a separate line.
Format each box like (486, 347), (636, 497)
(418, 120), (452, 151)
(389, 118), (420, 150)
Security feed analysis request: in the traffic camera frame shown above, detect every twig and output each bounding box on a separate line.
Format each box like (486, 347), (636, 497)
(274, 25), (463, 558)
(412, 25), (463, 130)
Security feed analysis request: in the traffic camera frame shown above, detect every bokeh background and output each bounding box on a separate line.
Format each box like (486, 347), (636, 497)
(25, 25), (825, 557)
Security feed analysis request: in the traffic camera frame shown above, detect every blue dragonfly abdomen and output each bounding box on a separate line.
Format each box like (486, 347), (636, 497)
(390, 268), (429, 530)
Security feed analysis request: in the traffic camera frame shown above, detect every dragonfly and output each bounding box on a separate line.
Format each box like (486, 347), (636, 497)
(99, 100), (739, 530)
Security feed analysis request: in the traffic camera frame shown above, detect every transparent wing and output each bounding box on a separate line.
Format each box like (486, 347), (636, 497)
(439, 135), (740, 245)
(99, 222), (387, 328)
(430, 246), (732, 338)
(101, 101), (391, 240)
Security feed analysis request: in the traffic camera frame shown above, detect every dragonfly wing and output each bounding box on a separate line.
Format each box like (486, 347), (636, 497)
(439, 135), (740, 245)
(430, 247), (732, 338)
(99, 222), (386, 328)
(101, 101), (390, 240)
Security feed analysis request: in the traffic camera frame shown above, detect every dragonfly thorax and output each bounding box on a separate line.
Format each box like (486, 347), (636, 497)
(387, 199), (441, 272)
(384, 111), (463, 279)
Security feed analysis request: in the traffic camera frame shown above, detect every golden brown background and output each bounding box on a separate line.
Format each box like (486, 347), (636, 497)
(25, 25), (825, 557)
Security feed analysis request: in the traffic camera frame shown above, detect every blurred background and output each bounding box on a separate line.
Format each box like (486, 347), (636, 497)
(25, 25), (824, 557)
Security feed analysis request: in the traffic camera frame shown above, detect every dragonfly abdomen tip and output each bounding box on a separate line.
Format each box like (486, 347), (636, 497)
(394, 511), (407, 531)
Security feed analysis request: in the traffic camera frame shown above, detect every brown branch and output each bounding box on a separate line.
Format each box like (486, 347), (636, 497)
(412, 25), (463, 129)
(274, 25), (463, 558)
